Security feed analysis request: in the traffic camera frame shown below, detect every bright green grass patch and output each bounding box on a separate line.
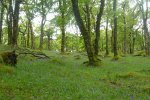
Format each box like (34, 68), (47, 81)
(0, 49), (149, 99)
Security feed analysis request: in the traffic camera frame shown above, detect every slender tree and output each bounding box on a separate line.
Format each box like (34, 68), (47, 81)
(12, 0), (22, 46)
(7, 0), (13, 45)
(94, 0), (105, 56)
(0, 0), (5, 44)
(39, 0), (46, 49)
(113, 0), (118, 58)
(105, 16), (109, 55)
(58, 0), (66, 53)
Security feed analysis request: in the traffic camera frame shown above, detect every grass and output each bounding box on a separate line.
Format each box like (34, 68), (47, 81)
(0, 48), (150, 99)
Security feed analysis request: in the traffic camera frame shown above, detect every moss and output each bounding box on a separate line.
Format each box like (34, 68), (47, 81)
(83, 59), (102, 67)
(0, 51), (17, 66)
(134, 51), (145, 56)
(0, 64), (14, 74)
(117, 72), (138, 79)
(74, 55), (81, 60)
(112, 55), (119, 61)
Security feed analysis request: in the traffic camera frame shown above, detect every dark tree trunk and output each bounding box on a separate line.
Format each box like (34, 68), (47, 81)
(113, 0), (118, 57)
(61, 25), (65, 53)
(7, 0), (13, 45)
(47, 35), (51, 50)
(105, 16), (109, 55)
(39, 0), (46, 49)
(12, 0), (22, 46)
(29, 20), (34, 49)
(132, 37), (135, 54)
(94, 0), (105, 56)
(110, 22), (114, 53)
(59, 0), (66, 53)
(39, 15), (46, 49)
(85, 3), (91, 35)
(27, 21), (30, 47)
(0, 1), (4, 44)
(71, 0), (97, 66)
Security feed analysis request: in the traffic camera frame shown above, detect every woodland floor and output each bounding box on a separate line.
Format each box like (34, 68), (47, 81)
(0, 46), (150, 100)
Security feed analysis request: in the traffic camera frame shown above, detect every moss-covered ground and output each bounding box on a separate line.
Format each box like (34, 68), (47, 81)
(0, 46), (150, 99)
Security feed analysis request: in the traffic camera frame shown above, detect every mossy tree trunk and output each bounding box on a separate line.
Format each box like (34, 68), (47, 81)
(59, 0), (66, 53)
(29, 20), (34, 49)
(113, 0), (118, 57)
(105, 16), (109, 55)
(27, 21), (30, 47)
(39, 0), (46, 50)
(0, 0), (4, 44)
(12, 0), (22, 46)
(71, 0), (97, 66)
(7, 0), (13, 45)
(94, 0), (105, 56)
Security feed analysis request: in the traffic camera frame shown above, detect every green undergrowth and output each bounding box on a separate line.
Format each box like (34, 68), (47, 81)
(0, 48), (150, 99)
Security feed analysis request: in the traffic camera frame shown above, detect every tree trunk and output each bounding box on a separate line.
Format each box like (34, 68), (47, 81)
(0, 1), (4, 44)
(140, 0), (150, 55)
(39, 15), (45, 49)
(59, 0), (66, 53)
(85, 3), (91, 36)
(12, 0), (22, 46)
(27, 21), (30, 47)
(94, 0), (105, 56)
(47, 35), (50, 50)
(110, 20), (114, 53)
(39, 0), (46, 49)
(29, 20), (34, 49)
(105, 16), (109, 55)
(113, 0), (118, 57)
(71, 0), (97, 66)
(7, 0), (13, 45)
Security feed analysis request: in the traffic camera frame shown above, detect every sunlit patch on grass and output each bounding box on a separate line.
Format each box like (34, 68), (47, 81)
(117, 72), (139, 79)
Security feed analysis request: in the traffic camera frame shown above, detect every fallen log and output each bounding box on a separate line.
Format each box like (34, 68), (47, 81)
(16, 48), (50, 59)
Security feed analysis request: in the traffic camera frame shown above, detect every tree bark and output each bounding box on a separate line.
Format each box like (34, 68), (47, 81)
(110, 21), (114, 53)
(0, 1), (4, 44)
(71, 0), (97, 66)
(105, 16), (109, 55)
(30, 21), (34, 49)
(39, 15), (46, 49)
(39, 1), (46, 49)
(27, 21), (30, 47)
(59, 0), (66, 53)
(12, 0), (22, 46)
(7, 0), (13, 45)
(113, 0), (118, 57)
(47, 35), (51, 50)
(94, 0), (105, 56)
